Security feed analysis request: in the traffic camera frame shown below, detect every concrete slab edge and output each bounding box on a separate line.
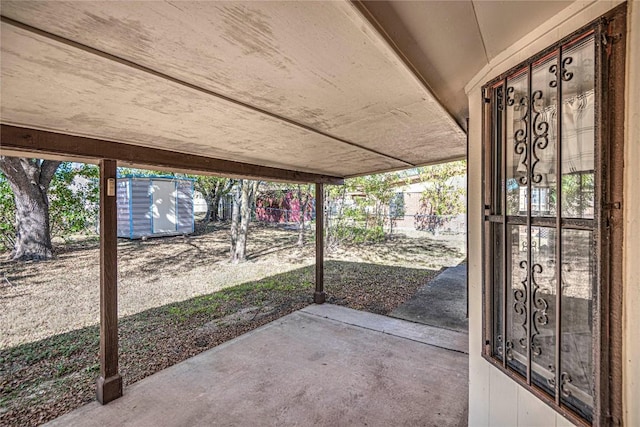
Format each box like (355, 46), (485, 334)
(302, 304), (468, 354)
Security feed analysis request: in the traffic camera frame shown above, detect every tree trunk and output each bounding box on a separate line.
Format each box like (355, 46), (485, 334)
(230, 181), (241, 258)
(232, 184), (250, 263)
(209, 193), (221, 222)
(296, 184), (311, 248)
(231, 180), (259, 264)
(210, 179), (234, 222)
(0, 157), (61, 261)
(204, 194), (218, 223)
(207, 180), (223, 222)
(12, 181), (52, 260)
(297, 185), (303, 247)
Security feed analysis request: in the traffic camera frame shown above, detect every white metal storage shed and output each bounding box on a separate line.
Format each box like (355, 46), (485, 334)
(116, 176), (194, 239)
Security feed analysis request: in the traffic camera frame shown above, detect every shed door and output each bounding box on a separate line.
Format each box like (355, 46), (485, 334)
(151, 180), (177, 234)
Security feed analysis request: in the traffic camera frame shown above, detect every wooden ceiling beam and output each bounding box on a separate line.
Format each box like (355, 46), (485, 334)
(0, 125), (344, 185)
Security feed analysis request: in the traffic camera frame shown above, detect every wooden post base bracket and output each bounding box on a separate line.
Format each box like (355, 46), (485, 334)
(96, 374), (123, 404)
(314, 291), (326, 304)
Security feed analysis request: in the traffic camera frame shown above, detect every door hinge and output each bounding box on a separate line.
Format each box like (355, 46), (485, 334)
(604, 201), (621, 210)
(603, 32), (623, 46)
(603, 32), (622, 57)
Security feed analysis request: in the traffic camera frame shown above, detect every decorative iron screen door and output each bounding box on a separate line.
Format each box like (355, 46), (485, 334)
(480, 13), (627, 421)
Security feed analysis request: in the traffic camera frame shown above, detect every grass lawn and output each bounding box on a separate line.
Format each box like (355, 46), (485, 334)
(0, 224), (465, 426)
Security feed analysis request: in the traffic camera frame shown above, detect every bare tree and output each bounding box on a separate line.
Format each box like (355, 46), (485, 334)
(230, 181), (241, 258)
(0, 157), (61, 260)
(195, 176), (234, 222)
(230, 180), (260, 263)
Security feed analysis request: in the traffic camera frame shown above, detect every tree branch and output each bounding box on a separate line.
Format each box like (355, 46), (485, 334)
(0, 156), (29, 188)
(39, 160), (62, 189)
(223, 179), (235, 194)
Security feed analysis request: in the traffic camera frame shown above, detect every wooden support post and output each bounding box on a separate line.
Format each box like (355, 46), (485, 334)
(314, 183), (326, 304)
(96, 159), (122, 404)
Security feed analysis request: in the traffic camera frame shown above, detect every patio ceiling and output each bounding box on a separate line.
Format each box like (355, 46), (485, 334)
(1, 1), (573, 181)
(355, 0), (574, 128)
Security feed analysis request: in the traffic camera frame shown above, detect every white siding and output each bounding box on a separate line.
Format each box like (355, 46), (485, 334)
(130, 178), (152, 238)
(517, 387), (558, 426)
(116, 179), (130, 237)
(467, 83), (490, 427)
(176, 180), (194, 234)
(623, 2), (640, 426)
(489, 368), (518, 426)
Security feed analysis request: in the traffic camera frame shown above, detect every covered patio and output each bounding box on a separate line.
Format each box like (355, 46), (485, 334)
(3, 1), (639, 426)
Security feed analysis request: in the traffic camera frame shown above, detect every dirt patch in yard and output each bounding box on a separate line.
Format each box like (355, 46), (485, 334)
(0, 224), (465, 426)
(1, 224), (316, 349)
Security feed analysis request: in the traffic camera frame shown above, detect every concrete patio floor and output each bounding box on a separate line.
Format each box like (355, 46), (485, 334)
(47, 304), (469, 427)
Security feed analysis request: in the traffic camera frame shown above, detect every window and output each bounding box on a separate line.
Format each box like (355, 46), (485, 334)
(481, 6), (625, 426)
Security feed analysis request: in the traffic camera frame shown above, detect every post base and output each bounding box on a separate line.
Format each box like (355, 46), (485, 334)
(96, 374), (123, 404)
(314, 291), (326, 304)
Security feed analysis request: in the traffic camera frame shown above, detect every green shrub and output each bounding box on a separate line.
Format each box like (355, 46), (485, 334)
(330, 224), (385, 244)
(0, 177), (15, 251)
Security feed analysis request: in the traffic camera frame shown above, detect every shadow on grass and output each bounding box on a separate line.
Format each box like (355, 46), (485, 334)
(330, 234), (465, 268)
(116, 224), (300, 282)
(0, 260), (437, 427)
(2, 225), (461, 290)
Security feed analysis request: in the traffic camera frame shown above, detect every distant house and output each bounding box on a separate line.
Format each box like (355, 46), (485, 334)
(393, 175), (466, 233)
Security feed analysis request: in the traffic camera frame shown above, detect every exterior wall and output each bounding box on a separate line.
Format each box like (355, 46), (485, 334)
(116, 178), (130, 238)
(465, 1), (637, 425)
(176, 180), (194, 234)
(395, 191), (421, 229)
(623, 2), (640, 426)
(129, 178), (153, 238)
(395, 177), (467, 231)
